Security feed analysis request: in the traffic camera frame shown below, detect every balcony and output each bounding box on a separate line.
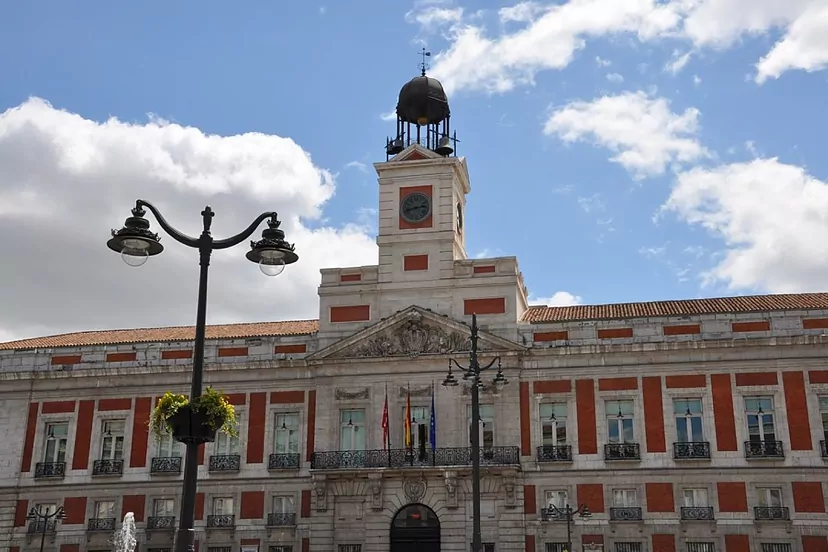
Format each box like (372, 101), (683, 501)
(754, 506), (790, 521)
(310, 446), (520, 470)
(92, 459), (124, 476)
(206, 515), (235, 528)
(209, 454), (241, 472)
(267, 512), (296, 526)
(744, 440), (784, 459)
(604, 443), (640, 461)
(540, 508), (570, 521)
(268, 453), (301, 470)
(673, 442), (711, 460)
(150, 457), (182, 474)
(537, 445), (573, 463)
(34, 461), (66, 479)
(27, 520), (57, 534)
(680, 506), (715, 521)
(609, 507), (643, 521)
(88, 518), (116, 531)
(147, 516), (176, 530)
(821, 440), (828, 458)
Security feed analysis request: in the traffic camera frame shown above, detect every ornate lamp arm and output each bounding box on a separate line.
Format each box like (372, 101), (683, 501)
(213, 212), (277, 250)
(136, 200), (200, 248)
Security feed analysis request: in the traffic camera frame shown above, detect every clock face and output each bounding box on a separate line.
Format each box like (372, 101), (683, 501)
(400, 192), (432, 223)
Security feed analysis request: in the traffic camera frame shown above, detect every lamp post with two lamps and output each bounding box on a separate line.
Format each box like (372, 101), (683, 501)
(27, 505), (65, 552)
(442, 313), (508, 552)
(541, 504), (592, 552)
(107, 200), (299, 552)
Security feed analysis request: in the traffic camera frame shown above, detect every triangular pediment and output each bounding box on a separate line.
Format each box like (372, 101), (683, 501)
(390, 143), (442, 163)
(308, 306), (524, 360)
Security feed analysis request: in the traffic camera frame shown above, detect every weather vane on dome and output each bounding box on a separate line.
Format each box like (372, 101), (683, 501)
(419, 47), (431, 77)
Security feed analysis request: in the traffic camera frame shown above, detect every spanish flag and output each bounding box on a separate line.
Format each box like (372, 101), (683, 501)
(404, 382), (412, 451)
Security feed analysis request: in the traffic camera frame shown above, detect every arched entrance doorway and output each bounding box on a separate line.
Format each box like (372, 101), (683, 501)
(390, 503), (441, 552)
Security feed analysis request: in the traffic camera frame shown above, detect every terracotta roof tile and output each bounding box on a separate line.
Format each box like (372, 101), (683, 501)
(0, 320), (319, 351)
(523, 292), (828, 323)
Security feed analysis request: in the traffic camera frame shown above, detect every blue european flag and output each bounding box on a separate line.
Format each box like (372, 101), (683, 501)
(429, 384), (437, 451)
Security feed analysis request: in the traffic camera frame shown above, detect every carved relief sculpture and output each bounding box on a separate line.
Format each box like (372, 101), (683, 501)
(348, 313), (472, 358)
(398, 383), (433, 398)
(444, 474), (458, 509)
(403, 478), (428, 503)
(503, 475), (517, 508)
(314, 480), (328, 512)
(370, 480), (383, 511)
(335, 388), (370, 400)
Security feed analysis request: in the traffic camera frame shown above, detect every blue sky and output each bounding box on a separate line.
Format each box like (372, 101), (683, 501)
(1, 0), (828, 338)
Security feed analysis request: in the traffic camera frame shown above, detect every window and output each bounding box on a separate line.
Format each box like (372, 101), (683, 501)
(153, 499), (175, 517)
(340, 410), (366, 451)
(156, 433), (180, 458)
(467, 405), (495, 448)
(760, 545), (792, 552)
(274, 413), (300, 454)
(683, 488), (708, 507)
(208, 548), (232, 552)
(615, 544), (642, 552)
(545, 490), (568, 509)
(745, 397), (776, 443)
(613, 489), (637, 507)
(338, 546), (362, 552)
(819, 397), (828, 441)
(545, 545), (568, 552)
(674, 399), (704, 442)
(687, 544), (715, 552)
(34, 503), (57, 515)
(94, 501), (115, 519)
(469, 545), (495, 552)
(43, 422), (69, 463)
(100, 420), (125, 460)
(606, 400), (635, 443)
(403, 405), (431, 448)
(212, 497), (234, 515)
(540, 403), (567, 445)
(272, 496), (295, 514)
(757, 488), (783, 507)
(270, 548), (293, 552)
(215, 414), (241, 455)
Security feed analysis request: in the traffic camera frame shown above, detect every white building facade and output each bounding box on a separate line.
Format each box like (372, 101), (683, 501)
(1, 76), (828, 552)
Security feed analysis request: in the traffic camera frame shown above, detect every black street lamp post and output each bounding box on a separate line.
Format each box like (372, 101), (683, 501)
(541, 504), (592, 552)
(27, 505), (65, 552)
(442, 313), (508, 552)
(107, 200), (298, 552)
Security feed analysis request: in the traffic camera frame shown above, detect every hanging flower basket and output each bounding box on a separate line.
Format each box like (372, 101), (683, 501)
(150, 387), (237, 445)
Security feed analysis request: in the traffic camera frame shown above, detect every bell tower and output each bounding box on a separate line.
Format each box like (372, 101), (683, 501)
(374, 60), (468, 285)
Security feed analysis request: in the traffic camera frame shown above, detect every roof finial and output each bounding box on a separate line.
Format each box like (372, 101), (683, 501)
(419, 47), (431, 77)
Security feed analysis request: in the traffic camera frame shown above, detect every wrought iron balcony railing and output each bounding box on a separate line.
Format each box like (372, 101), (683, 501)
(267, 512), (296, 526)
(88, 518), (117, 531)
(27, 520), (57, 534)
(673, 442), (711, 460)
(268, 453), (301, 470)
(206, 515), (235, 528)
(604, 443), (640, 461)
(147, 516), (176, 530)
(821, 440), (828, 458)
(209, 454), (241, 472)
(745, 440), (784, 459)
(680, 506), (715, 521)
(754, 506), (790, 521)
(609, 507), (643, 521)
(34, 461), (66, 478)
(310, 446), (520, 470)
(537, 445), (573, 462)
(150, 456), (182, 474)
(540, 508), (575, 521)
(92, 459), (124, 476)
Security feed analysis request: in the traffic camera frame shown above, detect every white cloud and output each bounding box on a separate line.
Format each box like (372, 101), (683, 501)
(693, 74), (702, 86)
(665, 50), (692, 74)
(596, 56), (612, 67)
(499, 1), (547, 23)
(606, 72), (624, 83)
(577, 194), (606, 213)
(662, 158), (828, 293)
(755, 1), (828, 83)
(0, 98), (378, 340)
(530, 291), (583, 306)
(543, 91), (709, 179)
(345, 160), (369, 173)
(406, 5), (464, 30)
(427, 0), (683, 95)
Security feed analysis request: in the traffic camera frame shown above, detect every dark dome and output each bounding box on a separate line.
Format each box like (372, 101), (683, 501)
(396, 76), (450, 126)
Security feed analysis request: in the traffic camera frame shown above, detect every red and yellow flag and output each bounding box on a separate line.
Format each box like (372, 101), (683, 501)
(404, 383), (412, 450)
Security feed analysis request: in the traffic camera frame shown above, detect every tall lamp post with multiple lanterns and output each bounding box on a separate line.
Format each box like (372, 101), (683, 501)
(541, 503), (592, 552)
(107, 200), (299, 552)
(443, 313), (508, 552)
(27, 505), (65, 552)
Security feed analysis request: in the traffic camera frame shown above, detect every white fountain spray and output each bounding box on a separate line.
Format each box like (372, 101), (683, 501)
(111, 512), (137, 552)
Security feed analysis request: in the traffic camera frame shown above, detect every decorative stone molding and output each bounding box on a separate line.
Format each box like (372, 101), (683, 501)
(444, 472), (458, 509)
(335, 388), (370, 400)
(313, 478), (328, 512)
(368, 474), (383, 511)
(398, 383), (433, 398)
(403, 477), (428, 503)
(461, 383), (499, 396)
(346, 312), (472, 358)
(503, 474), (517, 509)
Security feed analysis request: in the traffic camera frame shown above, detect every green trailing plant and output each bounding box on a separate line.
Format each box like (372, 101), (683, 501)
(149, 386), (238, 440)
